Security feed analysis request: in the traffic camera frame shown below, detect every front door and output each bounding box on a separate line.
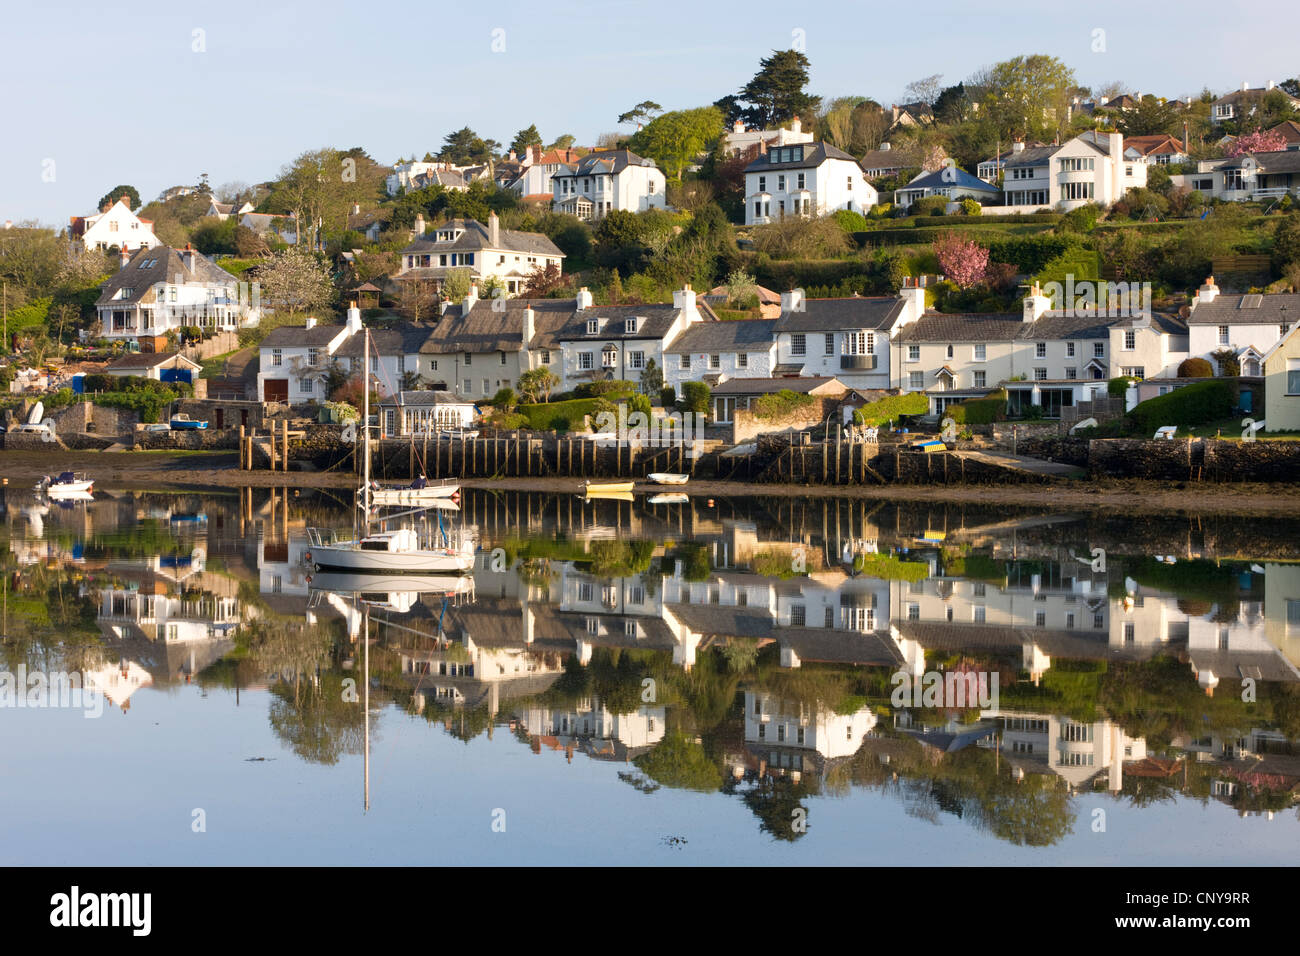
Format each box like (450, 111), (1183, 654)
(215, 409), (224, 429)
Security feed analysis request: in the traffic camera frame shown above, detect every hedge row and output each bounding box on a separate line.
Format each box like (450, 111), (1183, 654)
(1127, 380), (1234, 435)
(853, 391), (928, 427)
(947, 389), (1008, 424)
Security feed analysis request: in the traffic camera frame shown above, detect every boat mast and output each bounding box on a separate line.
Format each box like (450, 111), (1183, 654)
(362, 328), (371, 535)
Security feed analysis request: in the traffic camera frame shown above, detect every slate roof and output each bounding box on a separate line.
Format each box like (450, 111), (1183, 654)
(892, 312), (1027, 343)
(1186, 292), (1300, 325)
(552, 304), (684, 344)
(379, 390), (471, 407)
(898, 167), (1001, 194)
(258, 323), (350, 348)
(745, 141), (863, 174)
(774, 296), (907, 333)
(96, 246), (241, 307)
(334, 322), (433, 357)
(710, 376), (845, 396)
(552, 149), (659, 178)
(104, 351), (200, 371)
(424, 299), (577, 354)
(859, 147), (908, 171)
(400, 218), (563, 258)
(1212, 149), (1300, 173)
(1020, 311), (1117, 341)
(664, 318), (776, 353)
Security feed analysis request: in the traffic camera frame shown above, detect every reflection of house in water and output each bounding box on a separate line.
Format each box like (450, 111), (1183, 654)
(737, 692), (878, 780)
(514, 700), (666, 763)
(983, 710), (1147, 792)
(82, 659), (154, 711)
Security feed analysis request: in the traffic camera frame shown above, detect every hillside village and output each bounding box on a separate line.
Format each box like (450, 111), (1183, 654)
(7, 50), (1300, 457)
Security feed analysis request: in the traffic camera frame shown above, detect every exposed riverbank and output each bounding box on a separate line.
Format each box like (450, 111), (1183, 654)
(4, 448), (1300, 515)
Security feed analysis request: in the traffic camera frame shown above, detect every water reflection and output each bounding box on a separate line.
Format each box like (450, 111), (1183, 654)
(4, 484), (1300, 858)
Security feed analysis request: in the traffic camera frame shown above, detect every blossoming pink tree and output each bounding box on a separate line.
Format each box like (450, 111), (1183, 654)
(933, 232), (990, 289)
(1225, 129), (1288, 157)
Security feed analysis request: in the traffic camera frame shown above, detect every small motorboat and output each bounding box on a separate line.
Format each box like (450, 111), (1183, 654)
(647, 473), (689, 485)
(36, 471), (94, 498)
(369, 477), (459, 506)
(169, 415), (208, 430)
(582, 480), (635, 498)
(647, 493), (689, 505)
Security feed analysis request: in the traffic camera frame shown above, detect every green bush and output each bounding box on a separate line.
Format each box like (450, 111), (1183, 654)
(1107, 376), (1134, 397)
(516, 395), (629, 432)
(832, 209), (870, 233)
(1056, 204), (1099, 234)
(659, 386), (676, 408)
(680, 381), (710, 414)
(946, 389), (1007, 424)
(753, 389), (815, 420)
(1127, 380), (1234, 434)
(853, 391), (928, 427)
(958, 198), (982, 217)
(1177, 357), (1214, 378)
(909, 196), (950, 217)
(986, 235), (1077, 273)
(575, 379), (638, 398)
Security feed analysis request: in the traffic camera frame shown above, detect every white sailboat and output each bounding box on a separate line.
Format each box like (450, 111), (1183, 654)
(305, 328), (475, 575)
(368, 477), (460, 506)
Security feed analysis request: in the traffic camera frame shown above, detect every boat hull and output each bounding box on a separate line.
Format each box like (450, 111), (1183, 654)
(370, 484), (459, 506)
(307, 571), (473, 594)
(44, 481), (94, 497)
(308, 545), (473, 574)
(583, 481), (635, 495)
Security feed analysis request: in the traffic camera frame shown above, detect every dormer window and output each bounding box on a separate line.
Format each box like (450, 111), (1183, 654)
(624, 317), (639, 334)
(119, 288), (132, 299)
(587, 319), (599, 335)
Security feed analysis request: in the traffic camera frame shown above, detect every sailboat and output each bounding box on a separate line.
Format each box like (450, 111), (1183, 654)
(368, 476), (460, 506)
(305, 328), (475, 575)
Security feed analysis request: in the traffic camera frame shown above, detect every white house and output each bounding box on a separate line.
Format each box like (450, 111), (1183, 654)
(770, 282), (927, 391)
(1172, 150), (1300, 203)
(97, 245), (260, 349)
(991, 132), (1146, 213)
(102, 351), (202, 384)
(1185, 277), (1299, 372)
(256, 307), (362, 403)
(551, 149), (666, 221)
(743, 142), (877, 225)
(662, 318), (777, 394)
(239, 212), (297, 245)
(376, 391), (478, 437)
(396, 213), (564, 296)
(722, 117), (814, 156)
(333, 321), (434, 400)
(205, 200), (254, 221)
(508, 146), (584, 202)
(69, 198), (159, 252)
(894, 166), (1002, 209)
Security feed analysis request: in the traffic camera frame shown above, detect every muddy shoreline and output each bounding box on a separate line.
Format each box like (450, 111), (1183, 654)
(3, 449), (1299, 515)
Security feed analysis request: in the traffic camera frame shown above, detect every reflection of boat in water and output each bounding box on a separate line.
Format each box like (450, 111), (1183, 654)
(647, 473), (689, 485)
(583, 481), (635, 498)
(37, 472), (94, 498)
(647, 493), (689, 505)
(307, 572), (474, 610)
(369, 478), (460, 507)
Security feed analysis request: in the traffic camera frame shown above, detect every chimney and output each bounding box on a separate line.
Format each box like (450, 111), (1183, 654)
(1196, 276), (1220, 305)
(1268, 80), (1276, 91)
(1184, 121), (1190, 155)
(413, 213), (426, 236)
(790, 116), (802, 134)
(1243, 81), (1250, 92)
(575, 286), (593, 311)
(1012, 140), (1025, 153)
(1100, 96), (1109, 106)
(1023, 281), (1052, 323)
(672, 283), (698, 320)
(880, 142), (891, 152)
(780, 288), (804, 314)
(899, 275), (925, 319)
(523, 306), (536, 346)
(304, 316), (317, 330)
(351, 202), (360, 215)
(119, 246), (131, 270)
(346, 303), (363, 332)
(733, 119), (745, 133)
(488, 211), (500, 247)
(464, 282), (479, 313)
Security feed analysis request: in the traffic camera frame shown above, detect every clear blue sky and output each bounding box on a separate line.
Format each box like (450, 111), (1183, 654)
(2, 0), (1292, 226)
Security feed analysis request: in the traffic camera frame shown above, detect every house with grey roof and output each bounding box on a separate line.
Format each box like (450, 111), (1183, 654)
(1210, 82), (1300, 124)
(662, 318), (777, 392)
(256, 307), (362, 402)
(376, 390), (478, 436)
(1171, 149), (1300, 203)
(97, 245), (260, 350)
(551, 149), (666, 221)
(103, 351), (202, 383)
(334, 321), (435, 398)
(743, 141), (879, 225)
(1186, 277), (1299, 372)
(894, 166), (1001, 209)
(987, 132), (1146, 213)
(239, 211), (297, 245)
(771, 281), (926, 391)
(395, 212), (564, 296)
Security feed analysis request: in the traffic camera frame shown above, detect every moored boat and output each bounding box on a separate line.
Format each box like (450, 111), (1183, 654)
(583, 480), (635, 497)
(647, 472), (689, 485)
(36, 471), (94, 498)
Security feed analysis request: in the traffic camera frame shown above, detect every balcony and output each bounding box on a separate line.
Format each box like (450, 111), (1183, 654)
(841, 354), (877, 371)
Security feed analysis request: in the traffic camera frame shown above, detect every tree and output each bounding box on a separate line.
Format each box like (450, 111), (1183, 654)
(932, 83), (975, 125)
(258, 248), (336, 316)
(98, 185), (141, 211)
(903, 74), (944, 118)
(509, 125), (543, 155)
(639, 358), (664, 397)
(728, 50), (821, 129)
(440, 267), (474, 305)
(517, 367), (558, 403)
(395, 279), (439, 322)
(548, 134), (576, 150)
(1178, 357), (1214, 378)
(980, 54), (1077, 140)
(1211, 348), (1240, 377)
(681, 381), (710, 415)
(629, 106), (723, 180)
(439, 127), (493, 164)
(1226, 129), (1288, 156)
(618, 101), (663, 127)
(933, 232), (990, 288)
(522, 261), (565, 297)
(1118, 96), (1180, 136)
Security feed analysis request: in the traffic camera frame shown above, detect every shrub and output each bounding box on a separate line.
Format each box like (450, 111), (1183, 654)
(1056, 203), (1099, 234)
(1127, 380), (1234, 434)
(1211, 348), (1240, 377)
(908, 196), (949, 217)
(946, 389), (1007, 424)
(491, 387), (517, 409)
(853, 391), (928, 427)
(575, 379), (638, 398)
(753, 389), (815, 421)
(986, 235), (1077, 274)
(1108, 376), (1135, 397)
(680, 381), (710, 415)
(659, 386), (676, 408)
(958, 198), (981, 217)
(1177, 357), (1214, 378)
(831, 209), (870, 233)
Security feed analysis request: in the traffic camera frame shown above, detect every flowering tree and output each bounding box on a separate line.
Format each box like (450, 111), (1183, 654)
(933, 232), (989, 289)
(1226, 129), (1288, 157)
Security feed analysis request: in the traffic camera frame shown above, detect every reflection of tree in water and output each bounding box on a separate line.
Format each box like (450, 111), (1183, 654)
(631, 732), (722, 793)
(728, 775), (813, 842)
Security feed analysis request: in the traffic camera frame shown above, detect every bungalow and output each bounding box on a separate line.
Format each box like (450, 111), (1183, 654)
(552, 149), (667, 221)
(771, 282), (926, 391)
(744, 142), (878, 225)
(1263, 323), (1300, 432)
(377, 391), (478, 437)
(256, 308), (362, 403)
(103, 351), (201, 384)
(894, 166), (1001, 209)
(1185, 278), (1299, 371)
(70, 198), (158, 252)
(395, 213), (564, 296)
(97, 245), (260, 350)
(662, 318), (778, 393)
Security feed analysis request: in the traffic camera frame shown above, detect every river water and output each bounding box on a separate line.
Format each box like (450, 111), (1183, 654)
(2, 485), (1298, 865)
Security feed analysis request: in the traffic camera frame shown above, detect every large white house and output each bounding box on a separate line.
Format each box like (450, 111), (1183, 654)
(743, 142), (878, 225)
(990, 132), (1146, 213)
(96, 245), (260, 349)
(256, 307), (363, 403)
(70, 198), (159, 252)
(396, 213), (564, 296)
(551, 149), (666, 221)
(1185, 277), (1298, 374)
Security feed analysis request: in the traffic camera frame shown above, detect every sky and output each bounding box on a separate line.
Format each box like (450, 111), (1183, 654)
(2, 0), (1295, 226)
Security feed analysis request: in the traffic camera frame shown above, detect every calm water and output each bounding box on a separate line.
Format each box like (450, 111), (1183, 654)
(3, 485), (1299, 865)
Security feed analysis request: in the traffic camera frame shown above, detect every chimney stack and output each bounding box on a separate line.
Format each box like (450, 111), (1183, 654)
(413, 213), (426, 236)
(351, 202), (360, 215)
(1196, 276), (1220, 305)
(464, 282), (479, 313)
(575, 286), (593, 311)
(346, 303), (363, 332)
(488, 211), (500, 247)
(1023, 281), (1052, 323)
(523, 306), (536, 346)
(304, 316), (317, 330)
(899, 275), (925, 319)
(119, 246), (131, 270)
(780, 288), (804, 314)
(672, 283), (698, 320)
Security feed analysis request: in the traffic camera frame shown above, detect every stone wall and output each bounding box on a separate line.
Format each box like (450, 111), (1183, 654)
(1087, 438), (1300, 481)
(727, 396), (838, 443)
